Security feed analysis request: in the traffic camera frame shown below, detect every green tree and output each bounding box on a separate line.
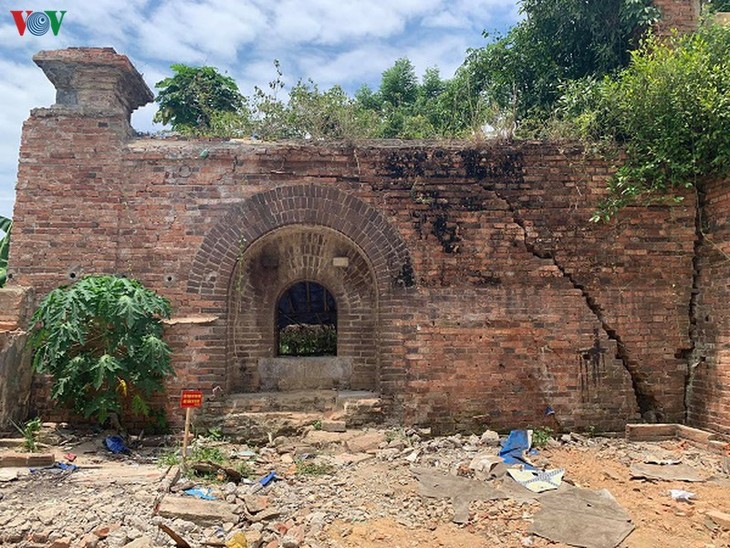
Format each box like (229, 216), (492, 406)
(29, 275), (174, 424)
(0, 215), (10, 288)
(705, 0), (730, 13)
(463, 0), (659, 131)
(207, 60), (380, 141)
(355, 59), (477, 138)
(154, 64), (245, 133)
(379, 58), (419, 108)
(285, 81), (378, 140)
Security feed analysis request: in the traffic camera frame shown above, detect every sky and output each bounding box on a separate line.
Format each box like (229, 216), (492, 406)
(0, 0), (521, 220)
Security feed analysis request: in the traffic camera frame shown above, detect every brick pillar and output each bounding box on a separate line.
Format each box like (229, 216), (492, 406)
(653, 0), (701, 34)
(10, 48), (154, 293)
(33, 47), (153, 124)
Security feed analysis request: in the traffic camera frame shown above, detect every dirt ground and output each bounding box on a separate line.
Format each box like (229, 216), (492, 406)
(0, 425), (729, 548)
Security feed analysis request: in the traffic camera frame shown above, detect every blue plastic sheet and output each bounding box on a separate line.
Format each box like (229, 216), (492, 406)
(30, 462), (78, 474)
(499, 430), (537, 470)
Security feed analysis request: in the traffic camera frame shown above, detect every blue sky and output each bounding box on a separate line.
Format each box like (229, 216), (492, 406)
(0, 0), (521, 220)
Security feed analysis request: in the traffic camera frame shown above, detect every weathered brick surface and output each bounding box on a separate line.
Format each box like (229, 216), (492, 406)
(0, 287), (34, 430)
(688, 178), (730, 434)
(653, 0), (701, 34)
(5, 47), (703, 433)
(0, 286), (34, 330)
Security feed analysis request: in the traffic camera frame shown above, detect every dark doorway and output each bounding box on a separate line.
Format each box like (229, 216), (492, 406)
(277, 281), (337, 356)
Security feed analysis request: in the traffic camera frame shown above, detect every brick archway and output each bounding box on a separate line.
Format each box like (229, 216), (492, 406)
(187, 184), (413, 393)
(187, 184), (412, 300)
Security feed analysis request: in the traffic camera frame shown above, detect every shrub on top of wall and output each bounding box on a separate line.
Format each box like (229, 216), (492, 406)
(553, 23), (730, 219)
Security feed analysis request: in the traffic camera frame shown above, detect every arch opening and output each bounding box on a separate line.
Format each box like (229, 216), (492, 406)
(277, 281), (337, 357)
(227, 225), (379, 393)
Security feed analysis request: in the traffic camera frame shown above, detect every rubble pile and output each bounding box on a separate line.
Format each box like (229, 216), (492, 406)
(0, 423), (729, 548)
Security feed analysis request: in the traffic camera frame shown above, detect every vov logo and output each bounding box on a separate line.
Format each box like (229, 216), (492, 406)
(11, 10), (66, 36)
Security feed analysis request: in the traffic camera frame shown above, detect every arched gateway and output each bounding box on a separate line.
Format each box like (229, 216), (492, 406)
(187, 184), (413, 396)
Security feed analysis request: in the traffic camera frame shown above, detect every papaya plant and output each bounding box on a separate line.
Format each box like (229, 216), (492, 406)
(29, 275), (174, 424)
(0, 215), (10, 288)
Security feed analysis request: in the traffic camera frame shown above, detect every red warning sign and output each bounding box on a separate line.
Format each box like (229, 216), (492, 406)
(180, 390), (203, 408)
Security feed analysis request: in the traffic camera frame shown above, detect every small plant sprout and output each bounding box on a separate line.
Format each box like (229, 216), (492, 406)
(12, 417), (42, 452)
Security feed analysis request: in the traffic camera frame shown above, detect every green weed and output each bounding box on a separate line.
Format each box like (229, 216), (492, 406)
(295, 460), (334, 476)
(532, 427), (554, 449)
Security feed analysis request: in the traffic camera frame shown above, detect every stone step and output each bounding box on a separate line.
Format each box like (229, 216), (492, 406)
(201, 390), (384, 443)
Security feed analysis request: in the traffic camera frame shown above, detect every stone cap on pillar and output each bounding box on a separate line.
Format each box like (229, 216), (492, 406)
(33, 47), (154, 117)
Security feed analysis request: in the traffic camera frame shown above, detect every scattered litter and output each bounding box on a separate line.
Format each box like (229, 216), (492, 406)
(545, 406), (555, 416)
(499, 430), (536, 470)
(508, 468), (565, 493)
(64, 452), (77, 462)
(669, 489), (696, 502)
(630, 462), (706, 483)
(249, 471), (278, 494)
(103, 435), (130, 455)
(412, 467), (509, 523)
(529, 486), (634, 548)
(184, 487), (216, 500)
(225, 531), (248, 548)
(30, 462), (78, 474)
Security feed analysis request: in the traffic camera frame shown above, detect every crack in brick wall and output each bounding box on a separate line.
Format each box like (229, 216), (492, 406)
(684, 187), (704, 422)
(492, 188), (656, 419)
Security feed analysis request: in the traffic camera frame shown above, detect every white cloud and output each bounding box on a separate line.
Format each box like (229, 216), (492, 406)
(139, 2), (265, 63)
(270, 0), (439, 45)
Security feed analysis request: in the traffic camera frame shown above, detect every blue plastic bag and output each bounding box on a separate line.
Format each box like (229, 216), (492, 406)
(184, 487), (216, 500)
(104, 435), (129, 454)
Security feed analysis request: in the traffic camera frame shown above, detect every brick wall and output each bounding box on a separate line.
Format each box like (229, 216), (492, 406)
(688, 178), (730, 434)
(0, 287), (34, 431)
(6, 48), (702, 433)
(653, 0), (701, 34)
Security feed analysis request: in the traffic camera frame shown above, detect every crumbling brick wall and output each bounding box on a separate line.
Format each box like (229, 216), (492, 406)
(0, 287), (34, 431)
(5, 48), (701, 434)
(687, 178), (730, 435)
(653, 0), (701, 34)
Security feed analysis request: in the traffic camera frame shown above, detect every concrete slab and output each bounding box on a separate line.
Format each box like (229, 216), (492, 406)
(157, 495), (238, 526)
(258, 356), (353, 391)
